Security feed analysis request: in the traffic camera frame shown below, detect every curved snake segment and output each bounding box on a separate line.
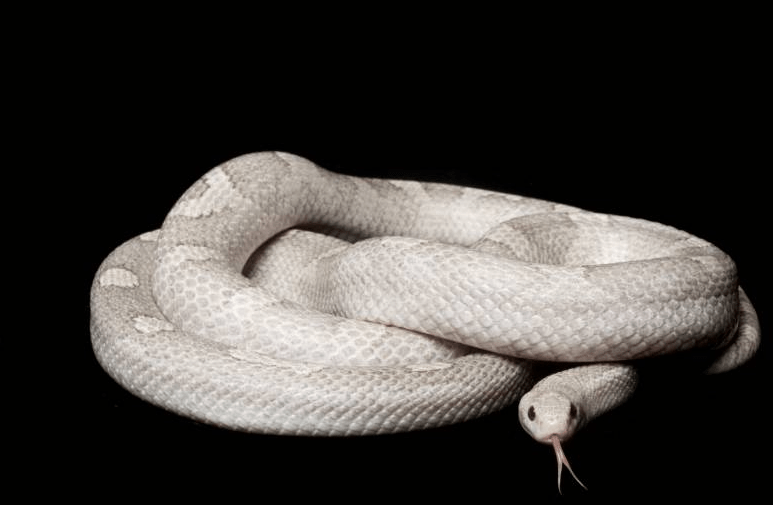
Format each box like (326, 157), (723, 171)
(92, 231), (532, 434)
(90, 151), (758, 438)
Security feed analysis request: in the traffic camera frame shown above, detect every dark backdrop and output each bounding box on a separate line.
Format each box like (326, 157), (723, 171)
(19, 29), (767, 502)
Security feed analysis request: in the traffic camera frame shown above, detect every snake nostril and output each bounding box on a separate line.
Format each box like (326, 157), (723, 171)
(528, 405), (536, 421)
(569, 404), (577, 419)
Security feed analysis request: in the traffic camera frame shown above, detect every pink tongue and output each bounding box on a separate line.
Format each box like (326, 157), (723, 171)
(551, 434), (588, 494)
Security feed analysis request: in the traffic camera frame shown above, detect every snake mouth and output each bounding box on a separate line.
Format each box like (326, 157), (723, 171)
(535, 430), (570, 445)
(542, 432), (567, 444)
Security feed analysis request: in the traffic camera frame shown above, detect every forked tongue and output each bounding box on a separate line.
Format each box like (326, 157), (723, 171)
(551, 434), (588, 494)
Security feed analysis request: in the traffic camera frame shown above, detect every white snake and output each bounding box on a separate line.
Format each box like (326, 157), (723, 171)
(90, 152), (760, 491)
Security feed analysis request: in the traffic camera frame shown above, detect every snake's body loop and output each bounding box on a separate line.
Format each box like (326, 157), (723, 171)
(90, 152), (758, 443)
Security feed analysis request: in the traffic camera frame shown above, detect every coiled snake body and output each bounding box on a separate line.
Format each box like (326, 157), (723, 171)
(90, 152), (760, 489)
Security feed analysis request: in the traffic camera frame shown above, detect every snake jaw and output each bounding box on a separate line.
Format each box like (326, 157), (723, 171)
(551, 434), (587, 494)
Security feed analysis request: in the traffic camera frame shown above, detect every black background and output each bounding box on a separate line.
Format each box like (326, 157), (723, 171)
(15, 14), (768, 502)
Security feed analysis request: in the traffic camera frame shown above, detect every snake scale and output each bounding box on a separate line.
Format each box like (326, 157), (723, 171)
(90, 151), (760, 490)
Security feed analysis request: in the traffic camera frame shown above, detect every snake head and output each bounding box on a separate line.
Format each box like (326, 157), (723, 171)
(518, 390), (587, 493)
(518, 390), (583, 443)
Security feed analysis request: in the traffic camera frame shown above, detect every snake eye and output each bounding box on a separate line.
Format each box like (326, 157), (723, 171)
(569, 404), (577, 419)
(528, 405), (536, 421)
